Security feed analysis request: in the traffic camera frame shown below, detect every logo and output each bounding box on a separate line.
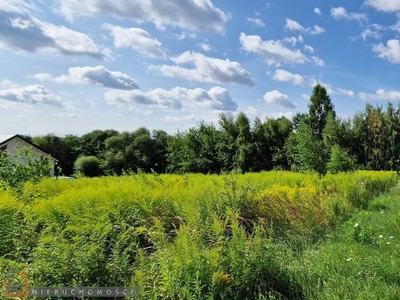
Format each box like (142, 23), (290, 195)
(4, 268), (138, 298)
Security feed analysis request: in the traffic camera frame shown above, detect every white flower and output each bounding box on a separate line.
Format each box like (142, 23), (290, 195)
(389, 236), (394, 239)
(379, 235), (383, 238)
(354, 223), (359, 227)
(346, 258), (353, 262)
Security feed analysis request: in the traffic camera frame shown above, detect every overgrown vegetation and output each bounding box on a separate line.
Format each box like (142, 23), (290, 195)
(0, 171), (398, 299)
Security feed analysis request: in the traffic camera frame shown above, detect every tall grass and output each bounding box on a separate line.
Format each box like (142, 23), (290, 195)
(0, 171), (397, 299)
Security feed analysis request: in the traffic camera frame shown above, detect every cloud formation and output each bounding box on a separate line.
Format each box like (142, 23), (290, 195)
(0, 1), (110, 59)
(33, 66), (140, 90)
(247, 18), (265, 27)
(284, 19), (325, 35)
(331, 7), (367, 21)
(239, 33), (323, 66)
(365, 0), (400, 12)
(105, 86), (238, 111)
(103, 24), (167, 59)
(272, 69), (305, 85)
(359, 89), (400, 101)
(152, 51), (254, 86)
(0, 84), (62, 107)
(56, 0), (228, 32)
(373, 39), (400, 63)
(263, 90), (296, 109)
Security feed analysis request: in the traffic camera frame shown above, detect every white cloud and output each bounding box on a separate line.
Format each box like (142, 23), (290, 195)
(314, 7), (321, 15)
(337, 88), (355, 97)
(151, 51), (254, 86)
(0, 84), (62, 107)
(284, 18), (325, 35)
(304, 45), (314, 53)
(56, 0), (228, 32)
(390, 20), (400, 32)
(365, 0), (400, 12)
(359, 89), (400, 101)
(263, 90), (296, 109)
(175, 31), (197, 40)
(283, 36), (298, 46)
(102, 24), (167, 59)
(197, 42), (212, 52)
(30, 73), (53, 81)
(239, 32), (308, 65)
(247, 17), (265, 27)
(361, 24), (383, 40)
(0, 2), (109, 59)
(312, 56), (325, 66)
(105, 86), (238, 111)
(272, 69), (305, 85)
(373, 39), (400, 63)
(43, 66), (140, 90)
(331, 7), (367, 21)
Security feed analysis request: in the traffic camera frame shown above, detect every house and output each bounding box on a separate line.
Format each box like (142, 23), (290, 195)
(0, 134), (58, 176)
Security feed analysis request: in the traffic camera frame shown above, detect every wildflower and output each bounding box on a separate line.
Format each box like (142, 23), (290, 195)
(379, 235), (383, 238)
(389, 236), (394, 239)
(354, 223), (359, 228)
(386, 242), (390, 245)
(346, 258), (353, 262)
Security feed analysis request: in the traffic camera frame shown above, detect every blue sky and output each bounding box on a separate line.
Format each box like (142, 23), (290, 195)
(1, 0), (400, 136)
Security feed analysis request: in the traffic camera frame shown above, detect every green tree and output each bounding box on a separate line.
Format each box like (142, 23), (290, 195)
(74, 156), (103, 177)
(308, 84), (336, 139)
(288, 122), (326, 175)
(326, 145), (356, 174)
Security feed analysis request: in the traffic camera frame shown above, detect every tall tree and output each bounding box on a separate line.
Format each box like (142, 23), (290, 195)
(308, 84), (335, 140)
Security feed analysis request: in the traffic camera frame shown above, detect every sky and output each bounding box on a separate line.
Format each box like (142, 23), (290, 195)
(1, 0), (400, 136)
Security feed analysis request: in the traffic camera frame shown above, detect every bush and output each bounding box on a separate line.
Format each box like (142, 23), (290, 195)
(73, 156), (103, 177)
(0, 147), (53, 192)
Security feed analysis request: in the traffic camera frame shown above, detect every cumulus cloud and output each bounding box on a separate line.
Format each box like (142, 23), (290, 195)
(337, 88), (355, 97)
(314, 7), (322, 15)
(41, 66), (140, 90)
(373, 39), (400, 63)
(311, 56), (325, 66)
(197, 42), (212, 52)
(56, 0), (228, 32)
(284, 18), (325, 35)
(304, 45), (314, 53)
(247, 17), (265, 27)
(102, 24), (167, 59)
(365, 0), (400, 12)
(263, 90), (296, 109)
(359, 89), (400, 101)
(239, 33), (308, 65)
(0, 84), (62, 107)
(331, 7), (367, 21)
(151, 51), (254, 86)
(0, 1), (109, 59)
(105, 86), (238, 111)
(361, 24), (383, 40)
(272, 69), (305, 85)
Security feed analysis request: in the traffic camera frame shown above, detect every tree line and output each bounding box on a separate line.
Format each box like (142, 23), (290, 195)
(24, 84), (400, 176)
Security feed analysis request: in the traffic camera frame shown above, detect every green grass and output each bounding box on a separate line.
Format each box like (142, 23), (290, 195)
(0, 171), (399, 299)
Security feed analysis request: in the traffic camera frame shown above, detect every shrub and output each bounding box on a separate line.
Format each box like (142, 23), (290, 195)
(73, 156), (102, 177)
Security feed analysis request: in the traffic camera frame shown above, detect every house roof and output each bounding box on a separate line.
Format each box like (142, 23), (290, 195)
(0, 134), (59, 162)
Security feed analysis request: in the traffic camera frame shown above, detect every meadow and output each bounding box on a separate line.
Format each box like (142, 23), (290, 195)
(0, 170), (399, 299)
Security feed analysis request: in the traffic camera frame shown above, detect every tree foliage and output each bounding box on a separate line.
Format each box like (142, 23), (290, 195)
(0, 147), (53, 191)
(74, 156), (103, 177)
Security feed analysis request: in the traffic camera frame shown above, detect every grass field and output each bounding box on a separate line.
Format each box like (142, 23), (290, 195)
(0, 171), (399, 299)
